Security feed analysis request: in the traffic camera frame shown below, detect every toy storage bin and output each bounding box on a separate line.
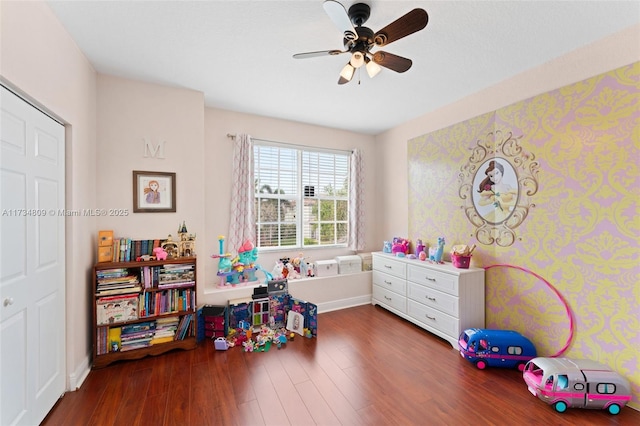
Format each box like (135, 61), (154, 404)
(451, 254), (471, 269)
(315, 259), (338, 277)
(335, 255), (362, 274)
(358, 253), (372, 271)
(202, 305), (227, 338)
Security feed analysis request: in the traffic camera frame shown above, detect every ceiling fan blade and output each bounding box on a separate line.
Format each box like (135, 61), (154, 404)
(374, 9), (428, 47)
(293, 50), (346, 59)
(372, 51), (412, 73)
(323, 0), (358, 42)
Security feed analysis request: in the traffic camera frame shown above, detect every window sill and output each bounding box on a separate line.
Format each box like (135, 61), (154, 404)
(204, 270), (371, 294)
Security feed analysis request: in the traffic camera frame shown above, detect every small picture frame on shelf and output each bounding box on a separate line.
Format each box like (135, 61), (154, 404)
(132, 170), (176, 213)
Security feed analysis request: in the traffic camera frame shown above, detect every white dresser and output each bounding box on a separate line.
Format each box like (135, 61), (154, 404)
(372, 252), (485, 348)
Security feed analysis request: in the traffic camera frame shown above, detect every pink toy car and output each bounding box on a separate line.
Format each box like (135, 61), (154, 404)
(523, 357), (631, 415)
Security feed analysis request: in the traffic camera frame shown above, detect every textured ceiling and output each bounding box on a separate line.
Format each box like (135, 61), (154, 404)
(46, 1), (639, 135)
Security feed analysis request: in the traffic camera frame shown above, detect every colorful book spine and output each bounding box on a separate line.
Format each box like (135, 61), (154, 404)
(112, 240), (119, 262)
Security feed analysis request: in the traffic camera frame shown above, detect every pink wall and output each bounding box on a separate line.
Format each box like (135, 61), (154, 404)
(1, 0), (98, 389)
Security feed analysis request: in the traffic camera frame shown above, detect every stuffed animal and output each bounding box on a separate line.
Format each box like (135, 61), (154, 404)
(306, 262), (316, 277)
(271, 261), (284, 279)
(286, 263), (300, 279)
(153, 247), (168, 260)
(429, 237), (445, 263)
(392, 237), (410, 255)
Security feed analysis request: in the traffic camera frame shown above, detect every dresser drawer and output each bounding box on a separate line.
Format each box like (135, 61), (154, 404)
(372, 254), (407, 279)
(373, 284), (406, 313)
(407, 299), (459, 338)
(407, 265), (458, 296)
(407, 282), (458, 317)
(373, 270), (406, 296)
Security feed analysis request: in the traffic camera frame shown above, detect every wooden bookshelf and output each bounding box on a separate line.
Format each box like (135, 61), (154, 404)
(92, 257), (197, 368)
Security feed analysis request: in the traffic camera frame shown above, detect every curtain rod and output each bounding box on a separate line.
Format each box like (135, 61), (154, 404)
(226, 133), (353, 154)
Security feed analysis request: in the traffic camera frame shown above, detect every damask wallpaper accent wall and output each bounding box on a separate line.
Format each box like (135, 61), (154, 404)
(408, 62), (639, 407)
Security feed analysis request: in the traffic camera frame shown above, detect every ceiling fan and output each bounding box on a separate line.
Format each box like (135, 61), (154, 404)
(293, 1), (429, 84)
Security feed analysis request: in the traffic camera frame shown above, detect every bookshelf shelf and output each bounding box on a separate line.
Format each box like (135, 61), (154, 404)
(92, 257), (198, 368)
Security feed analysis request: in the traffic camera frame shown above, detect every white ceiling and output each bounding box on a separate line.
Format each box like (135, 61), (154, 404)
(46, 1), (639, 135)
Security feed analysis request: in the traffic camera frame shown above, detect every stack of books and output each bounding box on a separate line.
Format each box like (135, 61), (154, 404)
(158, 264), (195, 289)
(151, 317), (180, 344)
(96, 268), (141, 296)
(120, 321), (155, 351)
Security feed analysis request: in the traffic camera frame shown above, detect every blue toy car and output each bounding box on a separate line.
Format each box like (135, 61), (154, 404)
(459, 328), (537, 371)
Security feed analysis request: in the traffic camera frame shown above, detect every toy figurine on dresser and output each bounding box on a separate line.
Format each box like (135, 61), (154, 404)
(429, 237), (445, 263)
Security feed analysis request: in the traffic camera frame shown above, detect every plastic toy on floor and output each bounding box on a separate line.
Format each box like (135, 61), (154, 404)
(523, 357), (631, 415)
(459, 328), (537, 371)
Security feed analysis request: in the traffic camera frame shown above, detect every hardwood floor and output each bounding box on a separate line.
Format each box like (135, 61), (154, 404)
(43, 305), (639, 425)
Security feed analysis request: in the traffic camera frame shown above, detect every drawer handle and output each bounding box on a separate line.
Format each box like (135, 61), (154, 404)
(384, 280), (392, 285)
(426, 296), (436, 302)
(384, 296), (392, 301)
(426, 315), (436, 321)
(384, 265), (392, 269)
(426, 276), (436, 282)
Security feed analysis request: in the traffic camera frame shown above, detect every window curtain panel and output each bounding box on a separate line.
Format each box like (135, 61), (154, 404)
(228, 134), (255, 253)
(348, 149), (365, 251)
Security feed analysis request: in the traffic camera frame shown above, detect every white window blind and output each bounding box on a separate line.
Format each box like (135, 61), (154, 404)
(254, 142), (349, 249)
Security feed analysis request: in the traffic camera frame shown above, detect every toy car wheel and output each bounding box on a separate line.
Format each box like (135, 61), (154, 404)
(516, 362), (526, 372)
(607, 404), (621, 415)
(554, 401), (567, 413)
(475, 360), (487, 370)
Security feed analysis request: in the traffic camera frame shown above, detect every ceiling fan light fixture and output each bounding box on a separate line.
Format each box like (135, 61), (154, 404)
(365, 57), (382, 78)
(350, 51), (365, 68)
(340, 63), (355, 81)
(294, 2), (429, 85)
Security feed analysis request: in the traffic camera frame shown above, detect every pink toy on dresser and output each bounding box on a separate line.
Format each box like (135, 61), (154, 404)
(391, 237), (409, 255)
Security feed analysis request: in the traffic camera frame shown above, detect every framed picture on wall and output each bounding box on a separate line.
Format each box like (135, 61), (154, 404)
(132, 170), (176, 213)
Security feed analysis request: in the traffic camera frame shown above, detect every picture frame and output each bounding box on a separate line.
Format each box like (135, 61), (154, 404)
(132, 170), (176, 213)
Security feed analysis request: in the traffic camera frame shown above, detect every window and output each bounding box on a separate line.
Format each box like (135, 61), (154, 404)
(507, 346), (523, 355)
(253, 142), (350, 249)
(596, 383), (616, 394)
(557, 375), (568, 389)
(478, 339), (488, 351)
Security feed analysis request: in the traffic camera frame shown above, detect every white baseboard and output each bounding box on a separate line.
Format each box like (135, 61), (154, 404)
(67, 353), (91, 391)
(316, 294), (372, 313)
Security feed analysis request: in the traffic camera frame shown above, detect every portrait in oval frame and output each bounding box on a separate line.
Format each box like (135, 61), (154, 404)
(472, 158), (520, 225)
(458, 130), (539, 247)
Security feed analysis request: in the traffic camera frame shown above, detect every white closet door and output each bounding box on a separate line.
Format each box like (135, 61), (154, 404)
(1, 86), (66, 425)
